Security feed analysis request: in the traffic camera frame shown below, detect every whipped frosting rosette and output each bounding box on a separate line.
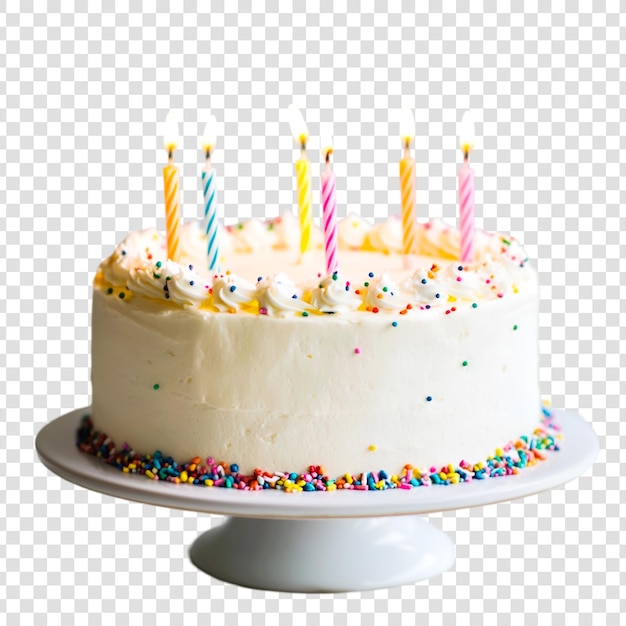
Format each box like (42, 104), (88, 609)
(99, 228), (163, 287)
(364, 216), (403, 254)
(257, 273), (314, 317)
(310, 272), (363, 313)
(164, 263), (211, 307)
(231, 220), (276, 253)
(417, 219), (459, 260)
(211, 273), (258, 312)
(437, 263), (485, 300)
(364, 273), (405, 311)
(127, 262), (169, 300)
(402, 267), (445, 304)
(126, 259), (209, 306)
(337, 213), (371, 250)
(271, 211), (301, 250)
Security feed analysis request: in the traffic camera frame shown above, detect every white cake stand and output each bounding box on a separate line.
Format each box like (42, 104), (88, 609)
(36, 408), (598, 593)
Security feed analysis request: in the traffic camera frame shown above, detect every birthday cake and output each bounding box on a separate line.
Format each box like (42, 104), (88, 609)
(78, 213), (559, 491)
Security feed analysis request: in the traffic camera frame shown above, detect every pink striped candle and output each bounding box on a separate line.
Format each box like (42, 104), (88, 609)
(458, 157), (475, 263)
(458, 111), (476, 264)
(320, 144), (338, 275)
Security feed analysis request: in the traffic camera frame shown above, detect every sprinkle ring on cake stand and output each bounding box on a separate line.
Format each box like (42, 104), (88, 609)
(36, 408), (597, 593)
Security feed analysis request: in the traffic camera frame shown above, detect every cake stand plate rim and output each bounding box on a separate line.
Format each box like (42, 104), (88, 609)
(35, 407), (598, 519)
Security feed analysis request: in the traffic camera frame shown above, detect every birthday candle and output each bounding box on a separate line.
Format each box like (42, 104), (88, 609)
(320, 136), (338, 275)
(288, 104), (313, 254)
(399, 107), (418, 256)
(162, 111), (181, 263)
(458, 111), (476, 264)
(201, 114), (219, 272)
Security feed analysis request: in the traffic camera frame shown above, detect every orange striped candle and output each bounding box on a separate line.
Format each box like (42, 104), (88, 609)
(399, 106), (417, 256)
(162, 111), (181, 262)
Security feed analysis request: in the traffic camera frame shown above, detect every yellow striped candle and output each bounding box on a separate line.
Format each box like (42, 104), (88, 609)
(288, 104), (313, 254)
(295, 154), (312, 253)
(162, 111), (181, 262)
(399, 106), (418, 256)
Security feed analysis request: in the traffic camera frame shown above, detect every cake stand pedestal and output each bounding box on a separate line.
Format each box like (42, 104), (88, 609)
(36, 409), (597, 593)
(189, 516), (454, 592)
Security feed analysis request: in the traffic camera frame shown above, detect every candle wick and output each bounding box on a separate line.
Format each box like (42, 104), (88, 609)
(205, 149), (211, 164)
(300, 141), (307, 157)
(325, 152), (330, 165)
(464, 150), (469, 163)
(168, 150), (173, 164)
(403, 140), (410, 158)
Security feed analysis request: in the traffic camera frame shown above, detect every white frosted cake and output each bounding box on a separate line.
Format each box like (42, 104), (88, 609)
(79, 213), (552, 490)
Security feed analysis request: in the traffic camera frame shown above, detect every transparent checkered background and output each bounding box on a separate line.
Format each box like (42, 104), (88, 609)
(1, 1), (623, 623)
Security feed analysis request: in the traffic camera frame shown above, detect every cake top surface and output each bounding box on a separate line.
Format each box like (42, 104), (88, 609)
(95, 213), (534, 316)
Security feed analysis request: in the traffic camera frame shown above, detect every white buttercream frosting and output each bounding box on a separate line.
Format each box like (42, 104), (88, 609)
(178, 221), (210, 265)
(99, 228), (162, 287)
(95, 216), (533, 315)
(163, 261), (209, 307)
(338, 213), (371, 250)
(212, 274), (258, 312)
(417, 218), (459, 260)
(439, 263), (484, 300)
(127, 263), (168, 300)
(271, 212), (301, 250)
(310, 273), (363, 314)
(92, 267), (541, 475)
(256, 273), (313, 317)
(231, 219), (275, 253)
(402, 268), (442, 302)
(364, 273), (405, 311)
(365, 215), (403, 253)
(91, 214), (541, 477)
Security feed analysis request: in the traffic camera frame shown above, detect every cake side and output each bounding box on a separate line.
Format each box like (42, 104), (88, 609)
(91, 284), (539, 475)
(90, 215), (541, 476)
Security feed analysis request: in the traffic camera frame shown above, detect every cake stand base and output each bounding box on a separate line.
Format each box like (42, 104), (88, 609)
(37, 408), (598, 593)
(189, 515), (455, 593)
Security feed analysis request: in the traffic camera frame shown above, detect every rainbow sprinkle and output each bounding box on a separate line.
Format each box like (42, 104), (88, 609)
(75, 409), (560, 493)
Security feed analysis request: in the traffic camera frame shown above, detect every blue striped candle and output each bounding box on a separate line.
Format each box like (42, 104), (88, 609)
(202, 166), (219, 272)
(201, 114), (219, 272)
